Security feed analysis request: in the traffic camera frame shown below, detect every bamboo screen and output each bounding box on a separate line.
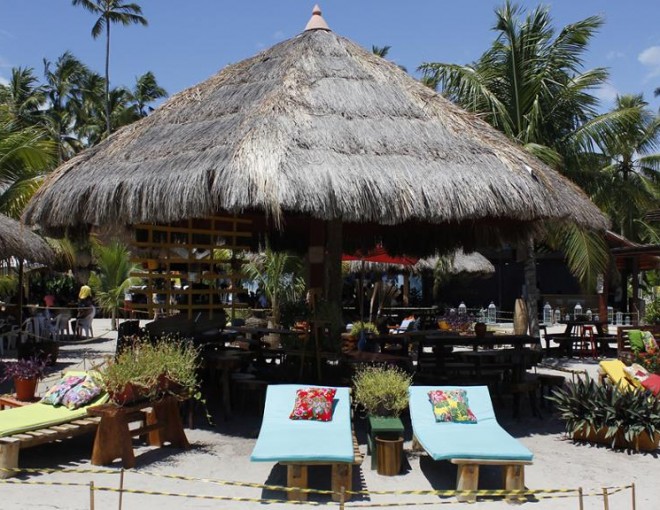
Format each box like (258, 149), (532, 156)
(129, 215), (253, 320)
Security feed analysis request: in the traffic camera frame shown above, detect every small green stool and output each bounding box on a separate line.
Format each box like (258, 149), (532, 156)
(367, 416), (404, 470)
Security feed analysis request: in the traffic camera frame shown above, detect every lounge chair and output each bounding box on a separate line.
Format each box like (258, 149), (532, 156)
(0, 371), (108, 478)
(250, 384), (362, 502)
(409, 385), (533, 502)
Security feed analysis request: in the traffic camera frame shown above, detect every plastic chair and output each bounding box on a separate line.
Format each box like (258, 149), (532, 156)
(53, 313), (72, 341)
(0, 325), (18, 354)
(76, 307), (95, 338)
(19, 318), (39, 344)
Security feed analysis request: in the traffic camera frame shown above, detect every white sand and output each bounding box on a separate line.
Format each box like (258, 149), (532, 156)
(1, 320), (655, 509)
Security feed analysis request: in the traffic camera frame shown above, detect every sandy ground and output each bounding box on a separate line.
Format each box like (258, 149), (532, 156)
(1, 320), (656, 510)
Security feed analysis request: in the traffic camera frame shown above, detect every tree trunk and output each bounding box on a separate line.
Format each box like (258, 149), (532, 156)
(105, 20), (111, 136)
(111, 308), (117, 331)
(523, 237), (539, 338)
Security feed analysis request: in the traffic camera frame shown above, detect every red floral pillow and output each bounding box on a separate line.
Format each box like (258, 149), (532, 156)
(641, 374), (660, 396)
(289, 387), (337, 421)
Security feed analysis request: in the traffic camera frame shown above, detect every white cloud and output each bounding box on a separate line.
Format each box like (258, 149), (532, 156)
(594, 83), (620, 103)
(606, 50), (625, 60)
(0, 55), (10, 68)
(638, 46), (660, 79)
(0, 75), (8, 86)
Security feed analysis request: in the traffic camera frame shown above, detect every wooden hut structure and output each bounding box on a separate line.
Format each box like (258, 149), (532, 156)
(23, 6), (607, 320)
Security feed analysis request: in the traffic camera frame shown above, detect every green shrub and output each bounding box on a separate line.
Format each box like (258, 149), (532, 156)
(548, 375), (660, 446)
(352, 365), (412, 417)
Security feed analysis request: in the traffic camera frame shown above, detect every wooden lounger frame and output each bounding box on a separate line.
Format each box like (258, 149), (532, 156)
(0, 417), (101, 479)
(280, 432), (363, 502)
(413, 435), (532, 503)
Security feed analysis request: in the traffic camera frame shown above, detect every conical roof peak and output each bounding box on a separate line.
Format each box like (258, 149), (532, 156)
(305, 4), (330, 31)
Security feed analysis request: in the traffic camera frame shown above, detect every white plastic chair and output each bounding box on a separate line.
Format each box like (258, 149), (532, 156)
(20, 318), (39, 344)
(0, 325), (19, 353)
(76, 306), (96, 338)
(54, 312), (72, 341)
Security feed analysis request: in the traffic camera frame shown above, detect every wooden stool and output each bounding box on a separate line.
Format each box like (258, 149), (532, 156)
(505, 377), (540, 419)
(536, 374), (565, 408)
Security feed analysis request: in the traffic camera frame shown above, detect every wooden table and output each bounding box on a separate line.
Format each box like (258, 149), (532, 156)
(0, 394), (39, 410)
(202, 350), (247, 418)
(87, 395), (189, 468)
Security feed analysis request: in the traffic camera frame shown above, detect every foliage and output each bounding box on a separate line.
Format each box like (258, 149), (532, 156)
(349, 321), (378, 338)
(278, 298), (310, 329)
(100, 334), (200, 403)
(643, 296), (660, 325)
(0, 357), (47, 381)
(243, 248), (305, 326)
(0, 274), (18, 299)
(352, 364), (412, 417)
(548, 375), (660, 446)
(633, 346), (660, 375)
(88, 238), (139, 329)
(418, 1), (612, 290)
(44, 273), (77, 303)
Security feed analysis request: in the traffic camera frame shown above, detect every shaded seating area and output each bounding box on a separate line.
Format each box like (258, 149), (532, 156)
(409, 385), (533, 502)
(250, 385), (362, 501)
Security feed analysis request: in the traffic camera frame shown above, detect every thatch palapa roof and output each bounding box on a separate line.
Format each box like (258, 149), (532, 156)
(23, 6), (607, 253)
(0, 213), (54, 264)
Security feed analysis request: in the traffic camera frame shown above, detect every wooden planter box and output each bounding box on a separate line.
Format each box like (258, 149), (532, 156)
(573, 427), (660, 452)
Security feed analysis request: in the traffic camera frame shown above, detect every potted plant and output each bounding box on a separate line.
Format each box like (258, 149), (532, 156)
(548, 375), (660, 451)
(353, 364), (412, 418)
(350, 321), (379, 352)
(352, 364), (412, 475)
(100, 334), (201, 405)
(1, 357), (47, 401)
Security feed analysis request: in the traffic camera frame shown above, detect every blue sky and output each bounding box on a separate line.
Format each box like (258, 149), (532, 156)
(1, 1), (659, 113)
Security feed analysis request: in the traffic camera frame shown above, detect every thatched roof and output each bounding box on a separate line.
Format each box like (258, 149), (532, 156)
(24, 8), (607, 249)
(0, 214), (53, 264)
(344, 249), (494, 276)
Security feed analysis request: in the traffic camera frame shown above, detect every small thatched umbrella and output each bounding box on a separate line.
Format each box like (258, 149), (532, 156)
(0, 213), (54, 324)
(0, 214), (53, 264)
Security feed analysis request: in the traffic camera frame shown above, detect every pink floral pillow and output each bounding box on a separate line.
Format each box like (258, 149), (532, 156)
(41, 375), (85, 406)
(428, 389), (477, 423)
(289, 387), (337, 421)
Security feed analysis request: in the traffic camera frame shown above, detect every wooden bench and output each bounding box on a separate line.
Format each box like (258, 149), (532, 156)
(0, 416), (101, 478)
(87, 395), (189, 468)
(281, 432), (363, 502)
(616, 325), (660, 360)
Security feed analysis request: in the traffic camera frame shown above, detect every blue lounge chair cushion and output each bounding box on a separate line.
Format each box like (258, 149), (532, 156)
(409, 385), (533, 462)
(251, 384), (354, 463)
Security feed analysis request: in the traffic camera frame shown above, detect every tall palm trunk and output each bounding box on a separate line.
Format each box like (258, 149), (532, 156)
(104, 19), (111, 135)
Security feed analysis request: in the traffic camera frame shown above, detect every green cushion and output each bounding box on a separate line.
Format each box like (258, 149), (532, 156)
(627, 330), (644, 352)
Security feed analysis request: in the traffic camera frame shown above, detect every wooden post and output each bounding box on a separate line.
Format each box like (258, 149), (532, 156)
(603, 487), (609, 510)
(89, 481), (95, 510)
(578, 487), (584, 510)
(631, 482), (636, 510)
(17, 260), (23, 326)
(456, 463), (479, 503)
(118, 468), (124, 510)
(339, 486), (346, 510)
(287, 464), (308, 501)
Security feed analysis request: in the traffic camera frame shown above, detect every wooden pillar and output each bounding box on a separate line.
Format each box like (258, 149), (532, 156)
(523, 236), (539, 338)
(631, 257), (640, 325)
(17, 260), (23, 326)
(307, 219), (325, 306)
(402, 273), (410, 306)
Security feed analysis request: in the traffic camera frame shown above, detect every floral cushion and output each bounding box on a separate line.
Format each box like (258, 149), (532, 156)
(289, 387), (337, 421)
(642, 332), (658, 352)
(428, 389), (477, 423)
(41, 375), (85, 406)
(623, 363), (650, 386)
(641, 374), (660, 397)
(61, 374), (103, 410)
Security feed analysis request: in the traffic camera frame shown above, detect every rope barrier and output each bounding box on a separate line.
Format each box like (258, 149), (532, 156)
(0, 466), (636, 508)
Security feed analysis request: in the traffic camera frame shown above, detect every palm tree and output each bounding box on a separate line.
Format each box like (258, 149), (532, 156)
(0, 108), (56, 218)
(88, 238), (138, 330)
(243, 248), (305, 327)
(418, 1), (612, 334)
(129, 71), (167, 117)
(43, 52), (87, 162)
(586, 94), (660, 241)
(0, 67), (46, 129)
(71, 0), (147, 136)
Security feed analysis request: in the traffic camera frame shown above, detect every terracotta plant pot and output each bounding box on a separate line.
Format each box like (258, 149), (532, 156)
(14, 377), (38, 401)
